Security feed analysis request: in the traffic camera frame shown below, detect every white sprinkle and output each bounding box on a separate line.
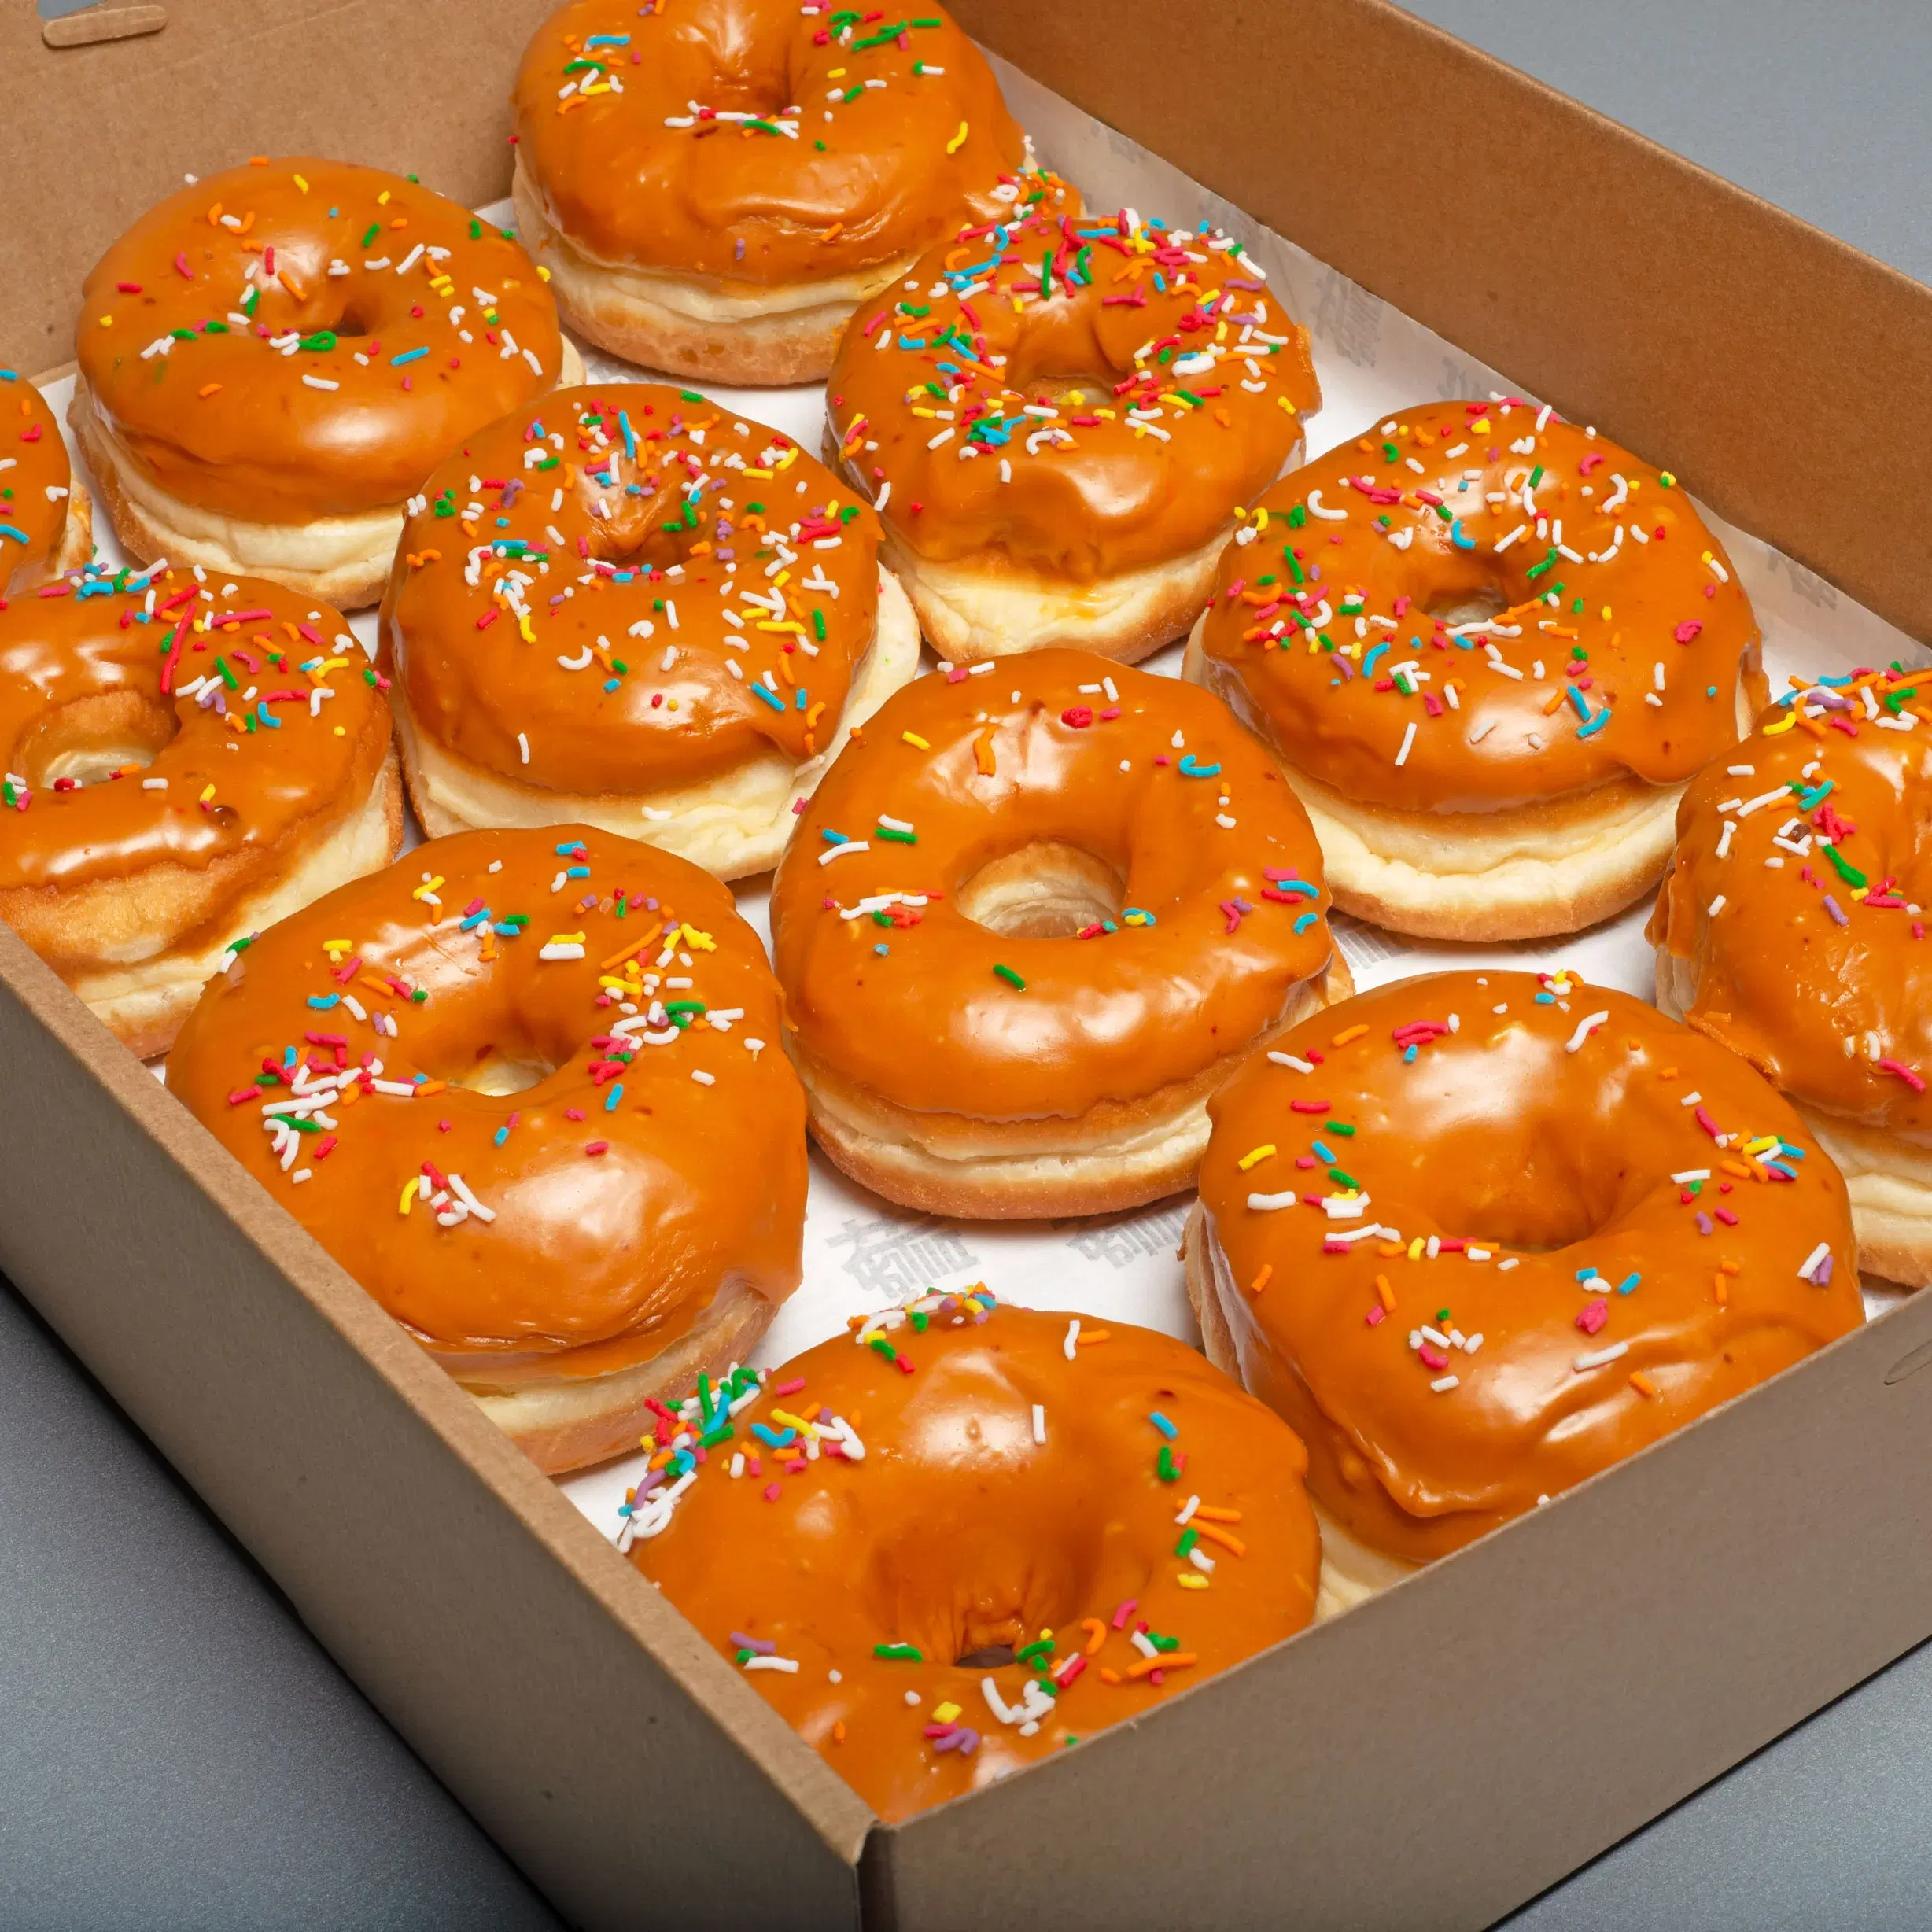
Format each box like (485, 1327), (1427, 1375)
(1797, 1241), (1831, 1281)
(1267, 1052), (1315, 1073)
(301, 375), (339, 391)
(1031, 1404), (1046, 1445)
(1430, 1374), (1460, 1393)
(743, 1656), (801, 1674)
(1564, 1010), (1609, 1053)
(518, 732), (530, 765)
(1573, 1342), (1630, 1371)
(1671, 1168), (1712, 1184)
(1394, 721), (1417, 766)
(1679, 1090), (1702, 1107)
(1246, 1190), (1298, 1211)
(691, 1069), (716, 1086)
(818, 840), (869, 865)
(1063, 1318), (1080, 1360)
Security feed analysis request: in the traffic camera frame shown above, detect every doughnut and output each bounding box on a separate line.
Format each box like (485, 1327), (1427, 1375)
(1187, 968), (1863, 1604)
(2, 371), (92, 594)
(511, 0), (1027, 386)
(72, 159), (580, 611)
(380, 382), (919, 880)
(166, 825), (806, 1474)
(828, 194), (1319, 666)
(1652, 666), (1932, 1286)
(628, 1292), (1321, 1821)
(1185, 399), (1766, 940)
(769, 647), (1353, 1216)
(0, 560), (400, 1059)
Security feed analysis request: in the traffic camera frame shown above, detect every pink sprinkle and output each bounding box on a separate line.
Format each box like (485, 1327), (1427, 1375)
(1694, 1106), (1722, 1139)
(585, 1140), (610, 1156)
(1715, 1208), (1739, 1227)
(1290, 1099), (1330, 1114)
(772, 1377), (806, 1396)
(1111, 1598), (1139, 1630)
(1879, 1058), (1926, 1093)
(1576, 1298), (1609, 1335)
(1674, 620), (1704, 644)
(174, 251), (194, 280)
(762, 1482), (782, 1502)
(1365, 1305), (1386, 1327)
(1418, 1343), (1449, 1371)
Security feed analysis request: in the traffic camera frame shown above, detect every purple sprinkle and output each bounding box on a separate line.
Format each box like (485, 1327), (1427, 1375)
(1816, 1255), (1834, 1285)
(730, 1631), (776, 1655)
(1696, 1212), (1713, 1235)
(1823, 895), (1849, 926)
(1333, 653), (1355, 682)
(1226, 278), (1265, 291)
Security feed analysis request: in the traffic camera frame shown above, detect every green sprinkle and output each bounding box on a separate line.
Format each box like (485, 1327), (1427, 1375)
(1824, 844), (1867, 888)
(873, 1643), (923, 1661)
(1325, 1121), (1356, 1137)
(993, 964), (1026, 990)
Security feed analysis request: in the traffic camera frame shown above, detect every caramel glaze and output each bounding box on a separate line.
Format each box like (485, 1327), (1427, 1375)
(632, 1296), (1320, 1822)
(167, 826), (806, 1384)
(769, 648), (1339, 1122)
(0, 566), (389, 956)
(1193, 400), (1760, 811)
(828, 195), (1318, 581)
(76, 160), (565, 523)
(514, 0), (1024, 289)
(1196, 970), (1861, 1565)
(381, 384), (883, 794)
(1650, 670), (1932, 1139)
(1, 375), (76, 593)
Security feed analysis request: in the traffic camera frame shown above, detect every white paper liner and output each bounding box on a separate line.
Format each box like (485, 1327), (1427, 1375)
(35, 69), (1921, 1544)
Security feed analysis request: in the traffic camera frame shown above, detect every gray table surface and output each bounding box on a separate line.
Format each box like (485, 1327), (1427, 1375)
(6, 4), (1930, 1926)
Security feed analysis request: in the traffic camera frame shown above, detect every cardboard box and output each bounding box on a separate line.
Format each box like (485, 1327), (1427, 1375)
(5, 2), (1932, 1926)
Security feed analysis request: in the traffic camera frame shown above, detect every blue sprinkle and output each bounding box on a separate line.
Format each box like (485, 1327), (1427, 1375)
(1535, 991), (1556, 1005)
(795, 688), (808, 710)
(305, 994), (340, 1010)
(1576, 706), (1613, 739)
(820, 828), (849, 844)
(390, 346), (430, 367)
(618, 410), (637, 459)
(874, 942), (890, 955)
(1311, 1140), (1335, 1163)
(256, 702), (281, 729)
(750, 1421), (796, 1449)
(605, 1083), (623, 1111)
(750, 683), (785, 712)
(567, 865), (591, 879)
(493, 1126), (510, 1147)
(1148, 1411), (1177, 1440)
(1403, 1043), (1418, 1063)
(554, 841), (584, 855)
(1450, 518), (1475, 551)
(1566, 684), (1591, 721)
(1616, 1273), (1641, 1296)
(1177, 754), (1222, 778)
(0, 524), (28, 546)
(1576, 1267), (1599, 1282)
(459, 910), (491, 931)
(1292, 910), (1318, 933)
(1362, 641), (1391, 678)
(603, 678), (621, 694)
(1272, 879), (1319, 899)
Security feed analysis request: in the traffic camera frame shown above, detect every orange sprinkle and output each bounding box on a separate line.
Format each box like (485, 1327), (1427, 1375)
(1720, 1160), (1753, 1178)
(1080, 1618), (1107, 1656)
(1190, 1522), (1246, 1558)
(1193, 1505), (1242, 1523)
(1374, 1273), (1396, 1312)
(1247, 1263), (1272, 1296)
(599, 921), (666, 972)
(831, 1721), (846, 1744)
(197, 383), (222, 399)
(1099, 1666), (1123, 1685)
(278, 267), (308, 301)
(1331, 1023), (1369, 1047)
(1629, 1371), (1658, 1399)
(1720, 1259), (1741, 1275)
(1075, 1328), (1112, 1347)
(973, 724), (997, 776)
(1712, 1274), (1729, 1307)
(1658, 1067), (1679, 1081)
(415, 1080), (448, 1097)
(1125, 1652), (1197, 1680)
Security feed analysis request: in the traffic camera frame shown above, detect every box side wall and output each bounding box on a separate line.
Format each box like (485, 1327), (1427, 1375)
(951, 0), (1932, 647)
(869, 1295), (1932, 1930)
(0, 931), (868, 1932)
(0, 0), (552, 370)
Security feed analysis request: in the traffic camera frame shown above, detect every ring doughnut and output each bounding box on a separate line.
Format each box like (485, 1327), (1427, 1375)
(166, 825), (807, 1473)
(1652, 666), (1932, 1286)
(381, 382), (920, 880)
(0, 561), (400, 1059)
(769, 647), (1352, 1216)
(511, 0), (1027, 386)
(629, 1291), (1322, 1821)
(72, 159), (579, 610)
(1187, 968), (1862, 1605)
(2, 371), (92, 594)
(828, 194), (1318, 665)
(1185, 398), (1765, 939)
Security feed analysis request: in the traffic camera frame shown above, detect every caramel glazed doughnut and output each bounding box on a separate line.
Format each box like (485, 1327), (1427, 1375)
(769, 647), (1354, 1218)
(1186, 398), (1766, 940)
(828, 186), (1320, 666)
(1188, 970), (1862, 1606)
(72, 158), (582, 611)
(1652, 665), (1932, 1286)
(167, 826), (807, 1474)
(381, 383), (918, 880)
(0, 561), (400, 1060)
(511, 0), (1029, 386)
(629, 1295), (1323, 1823)
(2, 371), (93, 594)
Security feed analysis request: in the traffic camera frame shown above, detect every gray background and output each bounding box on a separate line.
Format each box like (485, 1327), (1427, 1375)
(5, 2), (1929, 1926)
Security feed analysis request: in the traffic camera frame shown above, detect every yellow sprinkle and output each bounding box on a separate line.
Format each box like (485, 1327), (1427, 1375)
(293, 172), (309, 194)
(901, 731), (931, 750)
(679, 922), (717, 953)
(398, 1176), (418, 1215)
(518, 613), (537, 645)
(945, 120), (969, 154)
(197, 783), (216, 803)
(411, 875), (445, 901)
(1177, 1573), (1209, 1590)
(1761, 713), (1798, 736)
(323, 939), (353, 957)
(1407, 1237), (1425, 1261)
(537, 266), (551, 282)
(98, 315), (112, 327)
(1237, 1144), (1276, 1171)
(769, 1408), (818, 1436)
(933, 1702), (961, 1724)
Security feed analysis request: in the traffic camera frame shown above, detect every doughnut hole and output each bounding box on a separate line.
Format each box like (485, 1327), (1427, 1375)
(853, 1358), (1110, 1664)
(447, 1048), (560, 1097)
(1425, 583), (1508, 629)
(406, 983), (584, 1104)
(955, 840), (1124, 939)
(17, 689), (175, 787)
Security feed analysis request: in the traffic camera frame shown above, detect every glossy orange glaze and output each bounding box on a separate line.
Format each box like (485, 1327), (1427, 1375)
(1, 374), (77, 593)
(167, 826), (806, 1377)
(381, 383), (883, 793)
(631, 1295), (1320, 1822)
(514, 0), (1024, 287)
(828, 197), (1318, 579)
(0, 563), (387, 906)
(1650, 669), (1932, 1139)
(75, 160), (565, 522)
(1193, 400), (1760, 811)
(1196, 970), (1861, 1564)
(769, 648), (1338, 1119)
